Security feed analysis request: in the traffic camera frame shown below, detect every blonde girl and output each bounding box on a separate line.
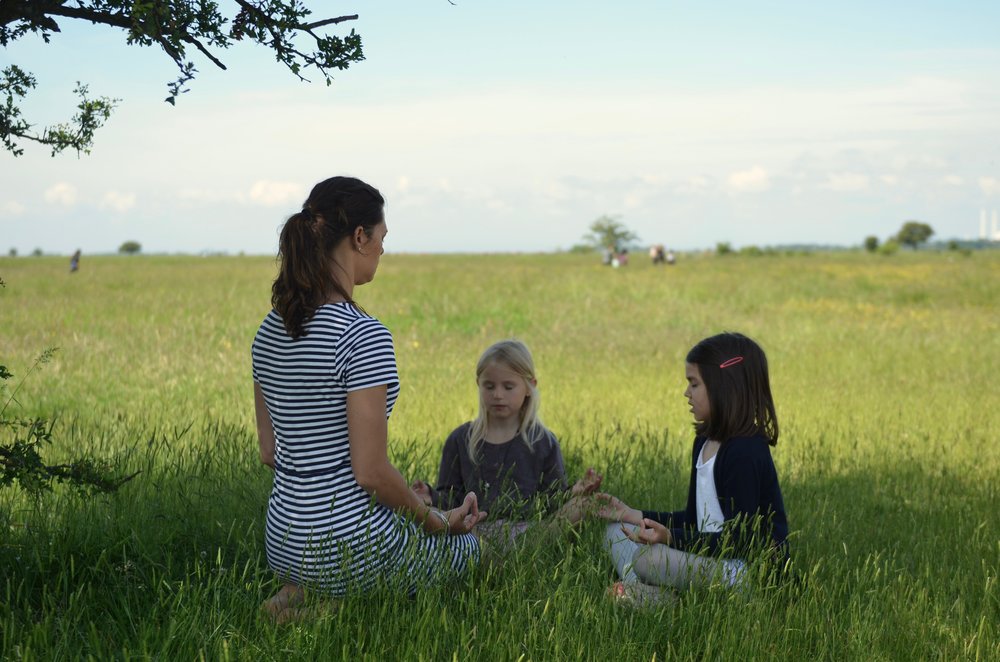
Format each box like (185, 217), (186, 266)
(413, 340), (600, 536)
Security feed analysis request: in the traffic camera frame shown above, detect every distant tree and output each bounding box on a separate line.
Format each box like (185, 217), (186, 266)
(7, 247), (15, 257)
(30, 247), (42, 257)
(739, 245), (763, 256)
(2, 2), (365, 156)
(581, 215), (639, 252)
(715, 242), (733, 256)
(895, 221), (934, 250)
(947, 239), (960, 251)
(863, 235), (879, 253)
(878, 239), (900, 256)
(118, 241), (141, 255)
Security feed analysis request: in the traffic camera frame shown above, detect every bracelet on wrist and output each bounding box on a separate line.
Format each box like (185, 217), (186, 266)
(427, 508), (449, 533)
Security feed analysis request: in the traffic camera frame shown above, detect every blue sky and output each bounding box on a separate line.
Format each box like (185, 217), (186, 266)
(2, 1), (1000, 254)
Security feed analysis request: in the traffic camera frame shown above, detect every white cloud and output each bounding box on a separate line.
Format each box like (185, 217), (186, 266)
(248, 180), (304, 207)
(942, 175), (964, 187)
(178, 188), (245, 204)
(880, 175), (900, 187)
(1, 200), (25, 215)
(822, 172), (870, 192)
(674, 176), (712, 195)
(396, 176), (410, 193)
(44, 182), (77, 207)
(100, 191), (137, 213)
(623, 193), (642, 209)
(979, 177), (1000, 196)
(726, 166), (770, 193)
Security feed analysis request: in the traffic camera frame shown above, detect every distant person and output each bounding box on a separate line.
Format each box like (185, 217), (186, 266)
(251, 176), (485, 622)
(666, 249), (676, 266)
(617, 248), (629, 267)
(69, 249), (81, 273)
(592, 332), (789, 605)
(602, 245), (614, 266)
(411, 340), (602, 547)
(650, 244), (665, 265)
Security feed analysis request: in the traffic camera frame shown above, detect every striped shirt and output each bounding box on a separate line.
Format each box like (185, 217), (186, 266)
(252, 303), (478, 595)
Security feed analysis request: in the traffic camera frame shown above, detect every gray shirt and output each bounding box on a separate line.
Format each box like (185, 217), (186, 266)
(428, 422), (567, 519)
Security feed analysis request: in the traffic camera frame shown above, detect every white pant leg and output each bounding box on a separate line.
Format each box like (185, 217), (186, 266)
(603, 523), (640, 583)
(632, 543), (746, 590)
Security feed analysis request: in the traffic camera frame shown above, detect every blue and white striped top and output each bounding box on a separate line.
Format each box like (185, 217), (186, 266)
(252, 303), (480, 594)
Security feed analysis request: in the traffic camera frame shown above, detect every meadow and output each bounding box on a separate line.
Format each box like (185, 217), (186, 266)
(1, 250), (998, 660)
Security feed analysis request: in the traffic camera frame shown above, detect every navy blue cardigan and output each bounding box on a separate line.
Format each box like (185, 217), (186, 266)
(642, 435), (789, 561)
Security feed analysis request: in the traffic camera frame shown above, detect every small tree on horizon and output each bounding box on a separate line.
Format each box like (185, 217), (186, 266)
(864, 235), (879, 253)
(581, 215), (639, 252)
(118, 241), (141, 255)
(895, 221), (934, 250)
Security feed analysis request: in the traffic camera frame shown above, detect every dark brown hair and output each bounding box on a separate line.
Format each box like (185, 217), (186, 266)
(271, 176), (385, 338)
(686, 332), (779, 446)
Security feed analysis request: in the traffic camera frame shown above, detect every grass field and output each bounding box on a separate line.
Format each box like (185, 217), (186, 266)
(1, 250), (998, 660)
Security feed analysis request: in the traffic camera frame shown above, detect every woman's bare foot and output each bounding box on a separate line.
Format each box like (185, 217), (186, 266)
(261, 583), (305, 621)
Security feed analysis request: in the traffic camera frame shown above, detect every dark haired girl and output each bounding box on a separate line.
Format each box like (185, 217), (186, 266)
(251, 176), (485, 620)
(595, 332), (789, 602)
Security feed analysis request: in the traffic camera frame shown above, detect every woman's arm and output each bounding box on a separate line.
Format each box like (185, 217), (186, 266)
(348, 385), (485, 534)
(253, 382), (275, 469)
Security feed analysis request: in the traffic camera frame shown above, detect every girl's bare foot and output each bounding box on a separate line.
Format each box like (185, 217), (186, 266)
(606, 581), (676, 608)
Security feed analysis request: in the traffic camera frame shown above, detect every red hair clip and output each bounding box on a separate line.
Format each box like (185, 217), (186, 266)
(719, 356), (744, 369)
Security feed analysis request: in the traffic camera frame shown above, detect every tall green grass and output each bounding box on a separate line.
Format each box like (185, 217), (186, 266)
(1, 251), (998, 659)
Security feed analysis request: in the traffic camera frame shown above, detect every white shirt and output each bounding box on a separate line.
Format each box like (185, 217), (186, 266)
(695, 441), (726, 533)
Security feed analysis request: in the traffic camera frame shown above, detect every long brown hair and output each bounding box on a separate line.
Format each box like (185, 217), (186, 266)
(271, 176), (384, 338)
(686, 332), (779, 446)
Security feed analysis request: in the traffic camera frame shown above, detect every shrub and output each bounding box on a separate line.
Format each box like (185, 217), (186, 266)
(1, 350), (138, 496)
(878, 240), (899, 256)
(118, 241), (142, 255)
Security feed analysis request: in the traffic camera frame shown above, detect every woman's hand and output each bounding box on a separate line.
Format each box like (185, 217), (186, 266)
(570, 468), (603, 496)
(411, 479), (433, 506)
(593, 493), (644, 526)
(622, 518), (671, 546)
(444, 492), (487, 535)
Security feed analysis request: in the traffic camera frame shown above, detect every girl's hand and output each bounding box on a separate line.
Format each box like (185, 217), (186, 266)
(622, 518), (671, 546)
(593, 493), (644, 526)
(445, 492), (487, 535)
(411, 479), (433, 506)
(570, 468), (603, 496)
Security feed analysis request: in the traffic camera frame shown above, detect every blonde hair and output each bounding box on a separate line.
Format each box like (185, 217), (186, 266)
(467, 339), (547, 461)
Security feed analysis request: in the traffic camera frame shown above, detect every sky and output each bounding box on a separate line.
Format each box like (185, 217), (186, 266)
(2, 1), (1000, 255)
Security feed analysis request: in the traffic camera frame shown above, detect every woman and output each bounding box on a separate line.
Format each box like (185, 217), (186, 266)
(251, 176), (485, 620)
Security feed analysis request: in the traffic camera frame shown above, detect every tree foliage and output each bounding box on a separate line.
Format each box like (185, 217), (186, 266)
(1, 1), (365, 156)
(863, 235), (879, 253)
(118, 240), (142, 255)
(1, 349), (138, 496)
(895, 221), (934, 250)
(581, 215), (639, 252)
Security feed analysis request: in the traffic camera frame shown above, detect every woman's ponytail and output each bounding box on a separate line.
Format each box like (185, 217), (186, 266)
(270, 177), (385, 339)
